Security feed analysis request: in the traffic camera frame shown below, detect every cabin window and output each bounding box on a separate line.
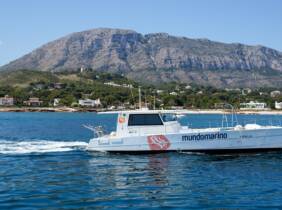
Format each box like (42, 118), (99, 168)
(161, 113), (177, 122)
(128, 114), (163, 126)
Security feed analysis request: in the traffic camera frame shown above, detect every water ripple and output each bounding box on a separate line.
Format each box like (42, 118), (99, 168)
(0, 140), (88, 154)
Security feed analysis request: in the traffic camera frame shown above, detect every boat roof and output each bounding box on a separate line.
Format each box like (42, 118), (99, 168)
(98, 108), (185, 114)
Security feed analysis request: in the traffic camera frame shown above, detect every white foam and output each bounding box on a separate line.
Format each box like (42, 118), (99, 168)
(0, 140), (88, 154)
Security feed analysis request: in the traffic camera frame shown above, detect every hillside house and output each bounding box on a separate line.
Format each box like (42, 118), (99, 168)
(24, 98), (43, 107)
(53, 98), (61, 107)
(271, 91), (281, 98)
(49, 83), (66, 89)
(0, 95), (14, 106)
(240, 101), (268, 110)
(156, 90), (164, 94)
(275, 102), (282, 110)
(79, 98), (101, 107)
(32, 82), (46, 90)
(241, 88), (252, 95)
(104, 82), (133, 89)
(169, 92), (178, 96)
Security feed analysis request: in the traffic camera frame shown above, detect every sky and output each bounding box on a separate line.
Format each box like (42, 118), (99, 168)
(0, 0), (281, 66)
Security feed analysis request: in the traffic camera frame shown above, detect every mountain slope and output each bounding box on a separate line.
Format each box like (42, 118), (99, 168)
(0, 70), (59, 87)
(1, 28), (282, 87)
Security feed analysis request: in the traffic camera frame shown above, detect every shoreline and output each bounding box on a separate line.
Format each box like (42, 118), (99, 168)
(0, 107), (98, 113)
(1, 107), (282, 115)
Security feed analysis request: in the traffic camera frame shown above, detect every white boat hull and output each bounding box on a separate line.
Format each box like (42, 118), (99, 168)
(87, 127), (282, 153)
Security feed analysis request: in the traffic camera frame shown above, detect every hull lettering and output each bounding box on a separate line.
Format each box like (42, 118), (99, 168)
(182, 133), (228, 141)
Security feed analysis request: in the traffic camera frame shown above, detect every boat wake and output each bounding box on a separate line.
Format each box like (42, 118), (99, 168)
(0, 140), (88, 155)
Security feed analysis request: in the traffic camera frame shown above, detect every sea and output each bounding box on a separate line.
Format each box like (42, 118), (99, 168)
(0, 112), (282, 209)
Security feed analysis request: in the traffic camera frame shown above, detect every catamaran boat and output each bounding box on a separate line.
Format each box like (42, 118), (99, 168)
(86, 108), (282, 153)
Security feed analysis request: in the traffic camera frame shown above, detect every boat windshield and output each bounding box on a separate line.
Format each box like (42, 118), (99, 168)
(161, 113), (177, 122)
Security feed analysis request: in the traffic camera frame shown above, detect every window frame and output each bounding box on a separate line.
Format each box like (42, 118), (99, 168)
(128, 114), (164, 126)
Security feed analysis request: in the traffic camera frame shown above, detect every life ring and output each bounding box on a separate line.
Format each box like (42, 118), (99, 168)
(118, 117), (125, 123)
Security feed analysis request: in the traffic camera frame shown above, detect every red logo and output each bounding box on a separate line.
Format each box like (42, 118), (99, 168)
(147, 135), (171, 151)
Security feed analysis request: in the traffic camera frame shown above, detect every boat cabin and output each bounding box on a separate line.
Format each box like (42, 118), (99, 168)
(114, 110), (182, 137)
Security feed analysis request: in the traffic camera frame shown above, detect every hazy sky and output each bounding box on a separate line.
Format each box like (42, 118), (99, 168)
(0, 0), (281, 66)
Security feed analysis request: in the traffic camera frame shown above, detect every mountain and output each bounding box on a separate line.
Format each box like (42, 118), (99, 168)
(1, 28), (282, 88)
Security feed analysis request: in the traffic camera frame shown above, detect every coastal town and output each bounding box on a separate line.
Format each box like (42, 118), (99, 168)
(1, 79), (282, 113)
(0, 67), (282, 113)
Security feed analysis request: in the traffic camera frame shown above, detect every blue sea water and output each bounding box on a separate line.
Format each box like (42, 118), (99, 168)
(0, 112), (282, 209)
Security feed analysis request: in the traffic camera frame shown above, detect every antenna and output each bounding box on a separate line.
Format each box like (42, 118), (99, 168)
(138, 86), (141, 110)
(129, 85), (134, 107)
(144, 91), (147, 108)
(153, 94), (156, 110)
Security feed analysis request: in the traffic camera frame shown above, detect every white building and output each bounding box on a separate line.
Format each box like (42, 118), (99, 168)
(275, 102), (282, 110)
(104, 82), (120, 87)
(156, 90), (164, 94)
(108, 105), (116, 110)
(185, 85), (192, 90)
(0, 95), (14, 106)
(122, 84), (133, 88)
(104, 82), (133, 89)
(240, 101), (268, 110)
(53, 98), (61, 107)
(169, 92), (178, 96)
(79, 98), (101, 107)
(270, 91), (281, 98)
(225, 88), (240, 92)
(242, 88), (252, 95)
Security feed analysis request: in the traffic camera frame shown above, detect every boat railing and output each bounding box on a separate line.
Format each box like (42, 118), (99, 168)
(185, 118), (282, 129)
(83, 124), (106, 137)
(220, 103), (239, 128)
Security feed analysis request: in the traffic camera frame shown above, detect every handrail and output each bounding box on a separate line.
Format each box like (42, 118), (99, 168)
(218, 103), (239, 128)
(83, 124), (105, 137)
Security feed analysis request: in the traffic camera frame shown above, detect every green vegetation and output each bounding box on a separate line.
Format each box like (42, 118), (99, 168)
(0, 69), (282, 109)
(0, 70), (59, 87)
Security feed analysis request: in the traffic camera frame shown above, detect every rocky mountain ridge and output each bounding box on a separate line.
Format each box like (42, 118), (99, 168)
(1, 28), (282, 87)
